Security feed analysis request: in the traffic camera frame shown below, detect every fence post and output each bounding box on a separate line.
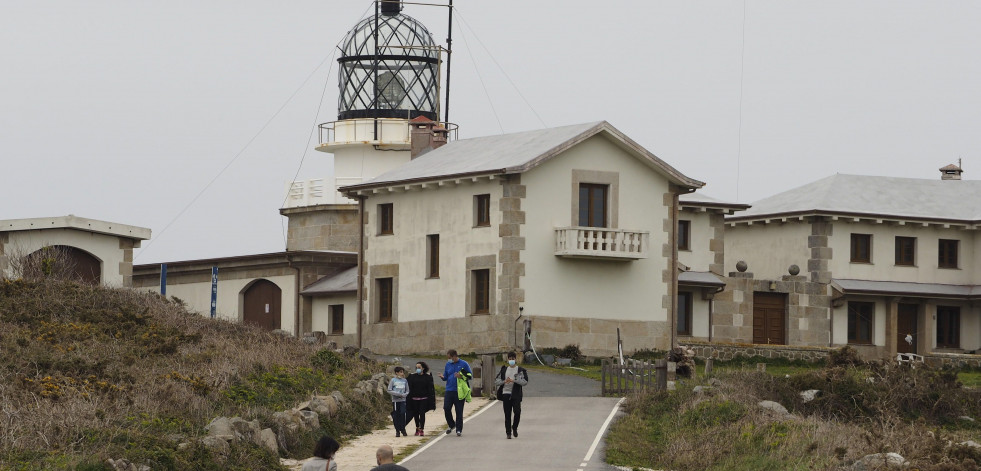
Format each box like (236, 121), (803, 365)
(655, 359), (667, 391)
(601, 359), (607, 395)
(480, 355), (495, 398)
(704, 358), (714, 377)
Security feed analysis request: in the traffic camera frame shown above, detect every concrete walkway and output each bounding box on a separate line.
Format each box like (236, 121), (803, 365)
(400, 396), (624, 471)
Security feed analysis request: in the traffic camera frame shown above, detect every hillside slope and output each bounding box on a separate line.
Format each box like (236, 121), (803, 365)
(0, 279), (387, 470)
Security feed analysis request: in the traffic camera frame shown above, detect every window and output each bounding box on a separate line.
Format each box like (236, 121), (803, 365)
(427, 234), (439, 278)
(895, 236), (915, 266)
(377, 278), (393, 322)
(847, 301), (874, 344)
(329, 304), (344, 334)
(678, 220), (691, 251)
(578, 183), (608, 228)
(378, 203), (394, 235)
(939, 239), (959, 269)
(474, 194), (490, 227)
(677, 291), (693, 336)
(850, 234), (872, 263)
(936, 306), (960, 348)
(473, 269), (490, 314)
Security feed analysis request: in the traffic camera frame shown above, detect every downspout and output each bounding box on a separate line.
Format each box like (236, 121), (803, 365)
(287, 254), (301, 337)
(357, 195), (366, 349)
(708, 286), (724, 342)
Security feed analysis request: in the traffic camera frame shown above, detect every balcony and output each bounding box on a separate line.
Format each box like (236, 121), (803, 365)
(316, 118), (459, 152)
(554, 227), (650, 261)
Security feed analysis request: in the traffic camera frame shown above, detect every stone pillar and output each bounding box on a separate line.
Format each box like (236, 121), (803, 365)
(708, 212), (726, 276)
(808, 218), (833, 284)
(885, 297), (899, 358)
(499, 175), (526, 349)
(923, 302), (936, 354)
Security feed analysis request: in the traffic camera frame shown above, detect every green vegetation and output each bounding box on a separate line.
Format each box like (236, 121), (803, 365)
(606, 346), (981, 470)
(0, 278), (389, 470)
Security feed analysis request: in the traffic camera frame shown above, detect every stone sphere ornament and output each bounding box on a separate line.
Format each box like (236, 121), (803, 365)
(789, 264), (800, 276)
(736, 261), (748, 273)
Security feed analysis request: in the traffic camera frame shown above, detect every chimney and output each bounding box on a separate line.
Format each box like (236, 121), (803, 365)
(940, 161), (963, 181)
(410, 116), (448, 159)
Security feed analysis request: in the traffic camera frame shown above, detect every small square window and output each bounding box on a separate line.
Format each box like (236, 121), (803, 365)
(474, 194), (490, 227)
(850, 234), (872, 263)
(939, 239), (959, 269)
(678, 220), (691, 251)
(329, 304), (343, 334)
(895, 236), (915, 266)
(378, 203), (394, 235)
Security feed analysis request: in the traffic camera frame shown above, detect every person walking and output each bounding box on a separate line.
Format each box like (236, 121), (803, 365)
(438, 349), (472, 436)
(301, 435), (340, 471)
(370, 445), (409, 471)
(494, 351), (529, 439)
(386, 366), (410, 437)
(406, 361), (436, 436)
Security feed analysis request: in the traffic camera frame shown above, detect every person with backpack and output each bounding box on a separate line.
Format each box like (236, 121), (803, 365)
(494, 351), (529, 439)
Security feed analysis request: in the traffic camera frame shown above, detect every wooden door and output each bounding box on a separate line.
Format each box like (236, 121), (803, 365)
(753, 293), (786, 345)
(243, 279), (281, 331)
(897, 303), (918, 354)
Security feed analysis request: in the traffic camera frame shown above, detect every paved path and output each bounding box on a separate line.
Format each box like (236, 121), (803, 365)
(400, 396), (623, 471)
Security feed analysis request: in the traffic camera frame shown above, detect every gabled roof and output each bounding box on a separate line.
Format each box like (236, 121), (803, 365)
(301, 266), (358, 296)
(680, 192), (750, 213)
(340, 121), (704, 192)
(0, 215), (151, 240)
(728, 174), (981, 223)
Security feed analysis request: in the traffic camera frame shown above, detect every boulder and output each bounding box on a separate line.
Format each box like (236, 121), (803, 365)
(852, 452), (906, 470)
(200, 435), (231, 457)
(331, 391), (346, 407)
(300, 395), (338, 418)
(959, 440), (981, 449)
(298, 410), (320, 430)
(106, 458), (150, 471)
(799, 389), (821, 403)
(758, 400), (789, 416)
(255, 428), (279, 454)
(708, 378), (722, 387)
(229, 417), (261, 438)
(271, 410), (303, 434)
(204, 417), (236, 441)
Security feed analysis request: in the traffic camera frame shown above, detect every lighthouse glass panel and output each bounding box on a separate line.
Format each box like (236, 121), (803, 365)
(337, 13), (440, 120)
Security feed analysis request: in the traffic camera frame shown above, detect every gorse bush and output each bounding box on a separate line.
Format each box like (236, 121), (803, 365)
(0, 278), (388, 470)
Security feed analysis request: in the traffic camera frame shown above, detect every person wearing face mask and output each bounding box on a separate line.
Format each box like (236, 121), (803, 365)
(438, 349), (472, 436)
(494, 351), (529, 439)
(406, 361), (436, 436)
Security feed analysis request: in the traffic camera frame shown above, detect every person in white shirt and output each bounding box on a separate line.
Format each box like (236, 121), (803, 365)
(494, 351), (529, 439)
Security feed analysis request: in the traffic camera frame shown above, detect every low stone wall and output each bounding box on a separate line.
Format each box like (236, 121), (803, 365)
(683, 341), (831, 363)
(923, 352), (981, 369)
(362, 314), (514, 355)
(528, 315), (671, 357)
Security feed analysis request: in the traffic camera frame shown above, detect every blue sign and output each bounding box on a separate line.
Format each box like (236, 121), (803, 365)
(160, 263), (167, 296)
(210, 266), (218, 319)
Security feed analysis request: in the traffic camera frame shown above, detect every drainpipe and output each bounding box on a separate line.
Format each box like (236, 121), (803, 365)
(287, 254), (301, 337)
(357, 195), (366, 349)
(708, 286), (724, 342)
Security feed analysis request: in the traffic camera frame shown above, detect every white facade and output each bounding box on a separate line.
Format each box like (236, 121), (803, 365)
(725, 222), (812, 278)
(160, 275), (297, 332)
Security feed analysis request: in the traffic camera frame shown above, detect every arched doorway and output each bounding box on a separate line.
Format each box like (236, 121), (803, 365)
(242, 279), (282, 331)
(25, 245), (101, 284)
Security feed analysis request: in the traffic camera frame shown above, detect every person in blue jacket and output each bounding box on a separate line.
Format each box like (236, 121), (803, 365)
(438, 349), (472, 436)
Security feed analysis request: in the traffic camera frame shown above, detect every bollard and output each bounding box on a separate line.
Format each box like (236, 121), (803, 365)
(655, 359), (668, 391)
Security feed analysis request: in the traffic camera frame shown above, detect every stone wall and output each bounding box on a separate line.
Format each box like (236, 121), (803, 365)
(362, 314), (513, 355)
(281, 204), (360, 252)
(683, 341), (831, 363)
(529, 315), (671, 357)
(923, 352), (981, 369)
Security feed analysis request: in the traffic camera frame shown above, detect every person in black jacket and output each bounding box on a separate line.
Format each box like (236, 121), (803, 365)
(406, 361), (436, 436)
(494, 352), (529, 439)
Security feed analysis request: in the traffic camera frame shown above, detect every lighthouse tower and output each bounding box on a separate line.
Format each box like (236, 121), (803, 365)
(281, 0), (455, 252)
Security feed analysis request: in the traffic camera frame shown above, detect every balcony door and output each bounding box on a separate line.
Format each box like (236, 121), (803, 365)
(578, 183), (608, 228)
(897, 303), (917, 354)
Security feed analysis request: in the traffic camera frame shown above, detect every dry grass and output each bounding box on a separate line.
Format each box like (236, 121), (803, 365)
(0, 278), (387, 470)
(606, 348), (981, 470)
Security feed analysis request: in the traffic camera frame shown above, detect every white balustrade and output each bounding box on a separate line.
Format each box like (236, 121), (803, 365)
(554, 227), (650, 260)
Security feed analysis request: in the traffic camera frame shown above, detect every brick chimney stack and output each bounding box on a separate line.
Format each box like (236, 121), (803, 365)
(940, 161), (963, 181)
(410, 116), (448, 159)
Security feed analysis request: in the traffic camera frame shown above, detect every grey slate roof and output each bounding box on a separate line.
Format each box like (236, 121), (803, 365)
(301, 266), (358, 296)
(678, 271), (726, 288)
(340, 121), (703, 191)
(832, 278), (981, 299)
(730, 174), (981, 222)
(680, 192), (750, 211)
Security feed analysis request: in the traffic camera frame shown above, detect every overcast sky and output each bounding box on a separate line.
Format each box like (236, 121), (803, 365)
(2, 1), (979, 264)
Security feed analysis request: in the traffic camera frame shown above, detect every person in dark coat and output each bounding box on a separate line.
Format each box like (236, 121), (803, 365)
(406, 361), (436, 436)
(494, 351), (529, 439)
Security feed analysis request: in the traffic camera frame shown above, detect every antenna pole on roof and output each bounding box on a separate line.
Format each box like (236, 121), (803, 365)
(444, 0), (453, 124)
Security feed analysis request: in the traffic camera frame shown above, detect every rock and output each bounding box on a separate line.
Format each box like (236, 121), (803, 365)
(758, 400), (789, 415)
(542, 354), (555, 365)
(372, 372), (388, 382)
(300, 395), (338, 418)
(331, 391), (346, 407)
(205, 417), (236, 440)
(959, 440), (981, 448)
(852, 452), (907, 470)
(302, 336), (319, 345)
(271, 329), (292, 338)
(271, 410), (303, 434)
(556, 358), (572, 366)
(298, 410), (320, 430)
(106, 458), (150, 471)
(201, 435), (231, 456)
(708, 378), (722, 387)
(799, 389), (821, 403)
(255, 428), (278, 453)
(229, 417), (261, 438)
(959, 416), (976, 423)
